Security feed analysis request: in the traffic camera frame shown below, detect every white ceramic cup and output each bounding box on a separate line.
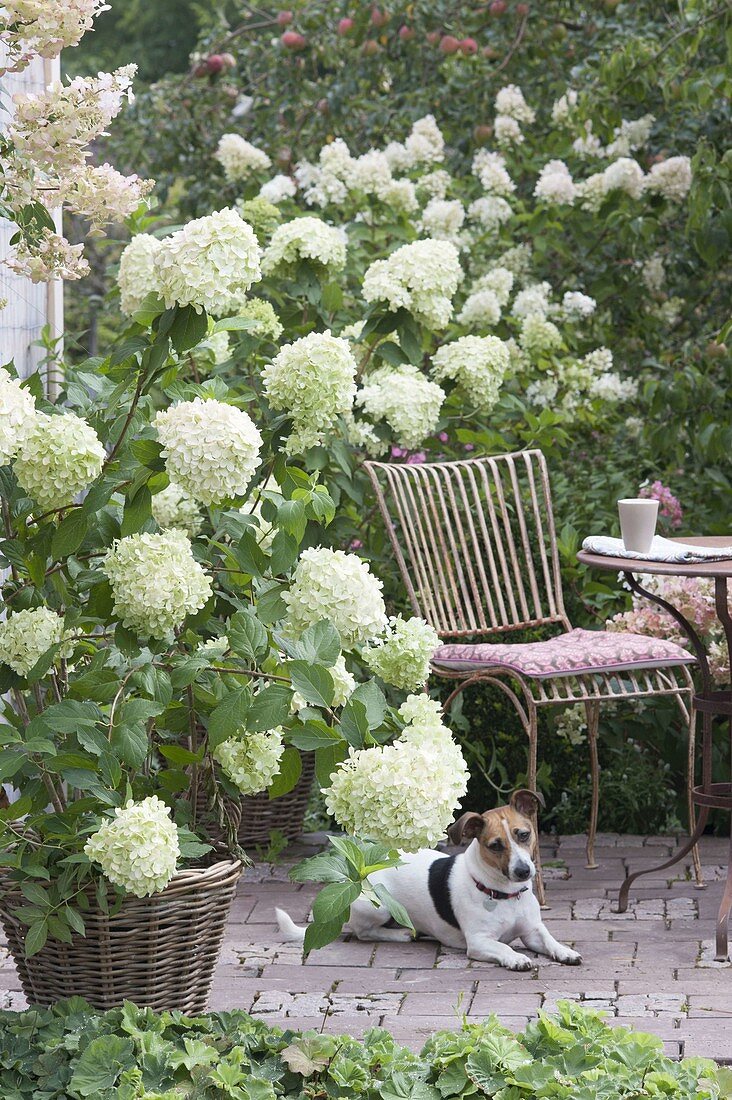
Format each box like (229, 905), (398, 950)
(618, 498), (659, 553)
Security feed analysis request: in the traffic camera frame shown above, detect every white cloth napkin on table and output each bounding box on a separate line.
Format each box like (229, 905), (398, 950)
(582, 535), (732, 563)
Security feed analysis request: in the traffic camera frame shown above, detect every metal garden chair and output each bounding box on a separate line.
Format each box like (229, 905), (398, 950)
(365, 449), (702, 903)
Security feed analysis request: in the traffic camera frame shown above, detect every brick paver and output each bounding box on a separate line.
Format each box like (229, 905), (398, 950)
(1, 832), (730, 1061)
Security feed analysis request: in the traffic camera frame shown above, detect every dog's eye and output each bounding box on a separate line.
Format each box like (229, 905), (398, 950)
(515, 829), (531, 843)
(486, 839), (504, 851)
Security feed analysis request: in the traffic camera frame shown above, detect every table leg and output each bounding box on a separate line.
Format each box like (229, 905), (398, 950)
(618, 804), (711, 914)
(716, 816), (732, 961)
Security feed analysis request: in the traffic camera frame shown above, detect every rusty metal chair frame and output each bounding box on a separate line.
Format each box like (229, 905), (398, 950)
(365, 449), (701, 903)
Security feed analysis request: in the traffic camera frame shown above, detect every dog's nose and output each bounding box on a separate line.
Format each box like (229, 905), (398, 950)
(513, 863), (532, 881)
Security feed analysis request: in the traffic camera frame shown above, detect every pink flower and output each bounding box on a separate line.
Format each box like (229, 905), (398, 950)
(438, 431), (449, 443)
(639, 480), (683, 528)
(464, 442), (475, 452)
(349, 538), (363, 550)
(406, 451), (426, 464)
(391, 446), (408, 459)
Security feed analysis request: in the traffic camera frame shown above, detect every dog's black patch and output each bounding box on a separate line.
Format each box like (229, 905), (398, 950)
(428, 855), (459, 928)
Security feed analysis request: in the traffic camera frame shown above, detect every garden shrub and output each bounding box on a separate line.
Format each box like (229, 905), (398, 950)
(0, 998), (723, 1098)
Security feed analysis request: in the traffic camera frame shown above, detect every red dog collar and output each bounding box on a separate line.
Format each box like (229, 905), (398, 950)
(472, 876), (528, 901)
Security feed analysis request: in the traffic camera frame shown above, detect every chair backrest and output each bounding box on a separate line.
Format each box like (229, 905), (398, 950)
(364, 449), (570, 640)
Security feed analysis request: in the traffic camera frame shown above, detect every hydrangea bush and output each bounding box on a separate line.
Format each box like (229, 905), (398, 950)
(0, 7), (473, 959)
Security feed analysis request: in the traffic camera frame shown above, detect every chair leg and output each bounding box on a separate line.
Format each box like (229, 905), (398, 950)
(525, 703), (547, 908)
(584, 701), (601, 870)
(687, 704), (704, 889)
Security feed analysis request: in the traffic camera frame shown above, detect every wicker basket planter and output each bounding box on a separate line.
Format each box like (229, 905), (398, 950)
(237, 750), (316, 848)
(0, 857), (242, 1012)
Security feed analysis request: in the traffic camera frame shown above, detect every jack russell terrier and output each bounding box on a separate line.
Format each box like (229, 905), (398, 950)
(277, 789), (581, 971)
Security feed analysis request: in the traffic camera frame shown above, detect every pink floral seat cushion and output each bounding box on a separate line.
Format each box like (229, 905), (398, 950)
(431, 628), (695, 680)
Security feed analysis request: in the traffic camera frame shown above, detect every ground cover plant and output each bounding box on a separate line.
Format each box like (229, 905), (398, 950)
(0, 998), (725, 1098)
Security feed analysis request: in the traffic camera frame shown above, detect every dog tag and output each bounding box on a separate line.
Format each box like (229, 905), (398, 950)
(483, 898), (498, 912)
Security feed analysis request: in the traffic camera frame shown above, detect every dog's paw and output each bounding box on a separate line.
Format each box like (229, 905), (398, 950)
(505, 952), (534, 971)
(555, 948), (582, 966)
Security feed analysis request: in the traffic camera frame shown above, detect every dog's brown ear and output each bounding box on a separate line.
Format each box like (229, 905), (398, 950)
(447, 812), (485, 846)
(510, 788), (545, 817)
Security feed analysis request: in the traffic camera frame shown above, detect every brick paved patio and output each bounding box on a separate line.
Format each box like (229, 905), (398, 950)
(1, 832), (731, 1061)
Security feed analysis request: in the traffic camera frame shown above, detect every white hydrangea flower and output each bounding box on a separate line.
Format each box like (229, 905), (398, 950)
(573, 121), (604, 159)
(291, 654), (356, 712)
(602, 158), (645, 199)
(457, 289), (502, 329)
(641, 254), (665, 294)
(152, 482), (204, 537)
(494, 115), (524, 147)
(259, 174), (297, 204)
(489, 244), (531, 277)
(7, 228), (89, 283)
(154, 208), (262, 316)
(431, 335), (510, 410)
(605, 115), (654, 158)
(417, 169), (452, 199)
(213, 728), (284, 795)
(283, 546), (386, 647)
(511, 281), (552, 320)
(350, 149), (393, 196)
(582, 347), (614, 374)
(2, 0), (108, 72)
(519, 314), (563, 355)
(103, 529), (212, 640)
(238, 297), (283, 340)
(380, 178), (419, 213)
(214, 133), (271, 182)
(262, 216), (347, 274)
(362, 239), (462, 330)
(650, 296), (685, 326)
(467, 196), (513, 232)
(495, 84), (535, 123)
(60, 163), (153, 229)
(534, 160), (576, 205)
(0, 367), (36, 464)
(588, 373), (638, 402)
(575, 172), (608, 212)
(323, 693), (468, 851)
(525, 375), (559, 407)
(14, 411), (104, 511)
(0, 607), (69, 675)
(472, 150), (515, 196)
(356, 365), (445, 450)
(84, 796), (180, 898)
(644, 156), (692, 202)
(117, 234), (163, 316)
(383, 140), (411, 171)
(404, 115), (445, 166)
(365, 616), (440, 692)
(551, 88), (578, 125)
(262, 330), (357, 454)
(473, 266), (514, 307)
(187, 329), (231, 372)
(418, 198), (465, 243)
(562, 291), (596, 319)
(155, 397), (262, 505)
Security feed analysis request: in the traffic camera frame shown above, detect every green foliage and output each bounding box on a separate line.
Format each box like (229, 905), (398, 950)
(0, 999), (722, 1098)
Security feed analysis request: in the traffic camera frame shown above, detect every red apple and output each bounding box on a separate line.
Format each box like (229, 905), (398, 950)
(426, 30), (441, 44)
(482, 44), (500, 58)
(193, 62), (208, 77)
(281, 29), (306, 49)
(317, 97), (329, 114)
(516, 2), (529, 14)
(398, 24), (414, 40)
(205, 54), (225, 74)
(220, 52), (236, 68)
(489, 0), (507, 13)
(439, 34), (460, 53)
(371, 6), (389, 26)
(337, 16), (354, 35)
(459, 36), (478, 54)
(363, 37), (380, 54)
(473, 123), (493, 143)
(276, 10), (293, 25)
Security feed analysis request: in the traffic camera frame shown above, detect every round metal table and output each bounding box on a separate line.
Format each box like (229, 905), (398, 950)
(577, 536), (732, 961)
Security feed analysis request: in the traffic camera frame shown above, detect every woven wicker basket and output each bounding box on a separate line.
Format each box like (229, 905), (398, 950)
(0, 858), (242, 1012)
(237, 750), (316, 849)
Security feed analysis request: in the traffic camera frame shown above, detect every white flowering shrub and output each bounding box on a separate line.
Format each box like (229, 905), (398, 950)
(14, 411), (104, 511)
(0, 367), (36, 463)
(0, 608), (68, 675)
(84, 797), (181, 898)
